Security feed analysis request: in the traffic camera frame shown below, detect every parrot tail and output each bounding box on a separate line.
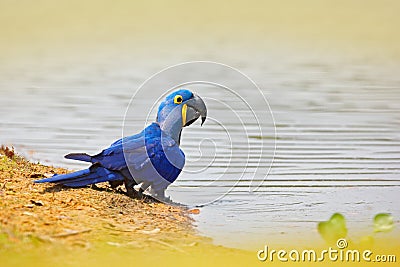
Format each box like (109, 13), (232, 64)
(34, 164), (124, 187)
(65, 153), (92, 162)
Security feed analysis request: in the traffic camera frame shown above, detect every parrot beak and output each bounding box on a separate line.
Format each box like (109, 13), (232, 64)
(182, 93), (207, 127)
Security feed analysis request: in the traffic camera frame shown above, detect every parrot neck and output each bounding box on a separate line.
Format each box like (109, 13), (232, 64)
(159, 120), (182, 145)
(157, 108), (183, 145)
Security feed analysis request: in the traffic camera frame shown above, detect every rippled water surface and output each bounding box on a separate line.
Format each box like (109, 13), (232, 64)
(1, 49), (399, 249)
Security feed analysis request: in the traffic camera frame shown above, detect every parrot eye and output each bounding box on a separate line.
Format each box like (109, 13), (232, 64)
(174, 95), (183, 104)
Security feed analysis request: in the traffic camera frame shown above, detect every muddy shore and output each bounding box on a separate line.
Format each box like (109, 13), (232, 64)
(0, 146), (253, 267)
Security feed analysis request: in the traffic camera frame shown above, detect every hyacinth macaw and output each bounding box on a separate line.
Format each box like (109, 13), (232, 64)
(35, 89), (207, 202)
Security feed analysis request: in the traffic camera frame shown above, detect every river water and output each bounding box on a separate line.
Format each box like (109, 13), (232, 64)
(1, 46), (399, 249)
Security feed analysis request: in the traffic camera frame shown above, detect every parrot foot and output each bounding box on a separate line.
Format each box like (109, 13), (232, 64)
(162, 198), (186, 207)
(123, 177), (140, 199)
(149, 193), (186, 207)
(109, 180), (124, 189)
(125, 187), (143, 199)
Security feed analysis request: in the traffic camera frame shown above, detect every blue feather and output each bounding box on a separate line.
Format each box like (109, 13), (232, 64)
(35, 165), (125, 187)
(65, 153), (92, 162)
(34, 89), (200, 198)
(35, 123), (185, 192)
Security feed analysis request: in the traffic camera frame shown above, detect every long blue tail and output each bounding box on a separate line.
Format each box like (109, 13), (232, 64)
(34, 164), (124, 187)
(65, 153), (92, 162)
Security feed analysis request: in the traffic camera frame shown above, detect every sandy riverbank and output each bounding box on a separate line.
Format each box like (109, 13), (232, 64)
(1, 146), (398, 267)
(0, 146), (254, 267)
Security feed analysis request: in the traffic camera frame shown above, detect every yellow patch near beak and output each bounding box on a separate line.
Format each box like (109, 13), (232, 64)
(182, 104), (187, 126)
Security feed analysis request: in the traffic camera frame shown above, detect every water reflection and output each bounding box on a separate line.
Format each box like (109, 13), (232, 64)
(1, 51), (399, 249)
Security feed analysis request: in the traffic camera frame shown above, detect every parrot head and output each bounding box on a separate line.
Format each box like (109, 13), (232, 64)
(156, 89), (207, 144)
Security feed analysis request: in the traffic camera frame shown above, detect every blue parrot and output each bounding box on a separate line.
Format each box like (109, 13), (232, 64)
(35, 89), (207, 202)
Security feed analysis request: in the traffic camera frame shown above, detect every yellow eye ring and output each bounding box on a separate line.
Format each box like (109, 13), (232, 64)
(174, 95), (183, 104)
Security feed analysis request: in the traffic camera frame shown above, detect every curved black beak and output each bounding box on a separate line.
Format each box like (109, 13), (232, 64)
(183, 93), (207, 127)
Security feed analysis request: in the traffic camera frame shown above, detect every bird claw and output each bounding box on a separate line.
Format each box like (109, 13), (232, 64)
(124, 186), (142, 199)
(156, 195), (186, 207)
(125, 184), (185, 206)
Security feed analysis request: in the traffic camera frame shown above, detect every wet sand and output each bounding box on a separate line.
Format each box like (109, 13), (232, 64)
(0, 146), (256, 266)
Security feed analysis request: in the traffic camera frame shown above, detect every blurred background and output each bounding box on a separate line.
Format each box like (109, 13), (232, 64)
(1, 0), (399, 249)
(1, 0), (400, 61)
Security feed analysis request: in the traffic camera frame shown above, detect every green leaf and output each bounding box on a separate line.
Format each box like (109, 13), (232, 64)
(374, 213), (394, 233)
(318, 213), (347, 244)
